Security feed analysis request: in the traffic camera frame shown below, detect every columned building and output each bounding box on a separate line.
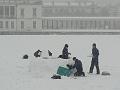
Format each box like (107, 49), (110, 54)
(0, 0), (120, 34)
(0, 0), (42, 32)
(0, 0), (16, 31)
(16, 1), (42, 32)
(41, 1), (120, 32)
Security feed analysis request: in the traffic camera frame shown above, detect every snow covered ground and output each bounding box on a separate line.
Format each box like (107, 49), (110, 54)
(0, 35), (120, 90)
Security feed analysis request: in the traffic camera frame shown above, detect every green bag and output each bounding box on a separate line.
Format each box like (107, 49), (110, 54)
(57, 66), (72, 77)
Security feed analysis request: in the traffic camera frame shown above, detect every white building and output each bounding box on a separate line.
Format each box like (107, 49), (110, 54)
(0, 0), (42, 32)
(0, 0), (16, 31)
(16, 1), (42, 32)
(0, 0), (120, 34)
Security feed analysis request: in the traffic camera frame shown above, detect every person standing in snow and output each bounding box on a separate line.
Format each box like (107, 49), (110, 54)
(89, 43), (100, 74)
(67, 57), (85, 76)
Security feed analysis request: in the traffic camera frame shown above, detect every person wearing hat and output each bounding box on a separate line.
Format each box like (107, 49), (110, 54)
(67, 57), (85, 76)
(61, 44), (71, 59)
(89, 43), (100, 74)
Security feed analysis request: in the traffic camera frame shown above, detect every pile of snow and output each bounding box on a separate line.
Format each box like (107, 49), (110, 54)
(0, 35), (120, 90)
(28, 57), (74, 78)
(40, 50), (49, 58)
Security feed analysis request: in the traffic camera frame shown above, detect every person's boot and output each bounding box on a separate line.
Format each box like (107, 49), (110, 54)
(96, 66), (100, 74)
(89, 66), (94, 73)
(89, 70), (93, 73)
(96, 71), (100, 74)
(82, 72), (85, 76)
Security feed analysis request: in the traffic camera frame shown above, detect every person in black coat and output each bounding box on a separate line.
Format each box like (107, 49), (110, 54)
(58, 44), (71, 59)
(67, 57), (85, 76)
(62, 44), (71, 59)
(34, 50), (42, 58)
(89, 43), (100, 74)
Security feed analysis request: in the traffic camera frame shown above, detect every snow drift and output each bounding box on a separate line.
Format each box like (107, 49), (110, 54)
(0, 35), (120, 90)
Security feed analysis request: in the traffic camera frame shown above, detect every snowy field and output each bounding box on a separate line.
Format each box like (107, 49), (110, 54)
(0, 35), (120, 90)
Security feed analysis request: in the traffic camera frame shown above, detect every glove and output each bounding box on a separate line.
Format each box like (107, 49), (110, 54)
(66, 64), (72, 69)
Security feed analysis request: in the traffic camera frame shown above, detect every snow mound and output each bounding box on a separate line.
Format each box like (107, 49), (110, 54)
(28, 58), (74, 78)
(41, 50), (49, 58)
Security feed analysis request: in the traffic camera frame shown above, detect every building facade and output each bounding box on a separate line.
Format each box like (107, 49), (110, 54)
(0, 0), (120, 34)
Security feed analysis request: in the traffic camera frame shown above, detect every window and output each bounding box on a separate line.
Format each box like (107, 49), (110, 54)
(33, 21), (36, 29)
(21, 21), (24, 29)
(33, 8), (37, 17)
(0, 6), (4, 18)
(10, 6), (15, 18)
(42, 19), (47, 29)
(0, 21), (3, 28)
(5, 21), (9, 28)
(11, 21), (14, 29)
(5, 6), (9, 17)
(21, 8), (24, 17)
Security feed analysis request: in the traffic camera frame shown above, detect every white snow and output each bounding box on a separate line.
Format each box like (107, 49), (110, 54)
(0, 35), (120, 90)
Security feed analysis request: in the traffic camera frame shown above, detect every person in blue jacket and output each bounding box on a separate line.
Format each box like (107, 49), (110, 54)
(67, 57), (85, 76)
(89, 43), (100, 74)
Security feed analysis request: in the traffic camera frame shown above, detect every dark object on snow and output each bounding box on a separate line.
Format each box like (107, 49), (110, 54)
(66, 64), (73, 69)
(89, 43), (100, 74)
(23, 54), (28, 59)
(48, 50), (52, 56)
(34, 50), (42, 58)
(74, 71), (85, 76)
(72, 57), (85, 76)
(58, 44), (71, 59)
(58, 55), (63, 58)
(102, 71), (110, 76)
(58, 55), (71, 59)
(51, 75), (61, 79)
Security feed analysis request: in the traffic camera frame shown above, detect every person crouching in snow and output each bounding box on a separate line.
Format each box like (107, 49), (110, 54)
(58, 44), (71, 59)
(34, 50), (42, 58)
(67, 57), (85, 76)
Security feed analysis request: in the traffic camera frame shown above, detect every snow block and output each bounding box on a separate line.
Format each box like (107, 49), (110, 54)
(102, 71), (110, 76)
(57, 66), (72, 77)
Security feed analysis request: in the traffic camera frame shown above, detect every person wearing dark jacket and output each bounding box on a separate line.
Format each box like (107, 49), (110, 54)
(58, 44), (71, 59)
(34, 50), (42, 58)
(67, 57), (85, 76)
(62, 44), (71, 59)
(89, 43), (100, 74)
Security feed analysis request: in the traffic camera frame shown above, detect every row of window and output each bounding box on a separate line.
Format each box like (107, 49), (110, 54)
(1, 19), (120, 30)
(0, 21), (37, 29)
(42, 19), (120, 30)
(42, 7), (110, 17)
(0, 21), (14, 29)
(0, 6), (15, 18)
(0, 6), (37, 18)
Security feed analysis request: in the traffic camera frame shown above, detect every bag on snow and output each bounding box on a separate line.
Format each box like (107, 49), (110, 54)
(23, 54), (28, 59)
(102, 71), (110, 76)
(57, 66), (72, 77)
(51, 75), (61, 79)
